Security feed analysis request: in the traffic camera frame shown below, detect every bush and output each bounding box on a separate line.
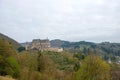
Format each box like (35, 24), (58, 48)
(74, 54), (110, 80)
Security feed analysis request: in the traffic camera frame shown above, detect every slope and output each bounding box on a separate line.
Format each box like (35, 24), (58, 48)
(0, 33), (21, 49)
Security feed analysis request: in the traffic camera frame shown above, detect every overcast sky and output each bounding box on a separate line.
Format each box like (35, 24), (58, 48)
(0, 0), (120, 43)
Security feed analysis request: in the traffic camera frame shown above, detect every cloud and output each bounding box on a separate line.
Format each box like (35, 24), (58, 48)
(0, 0), (120, 42)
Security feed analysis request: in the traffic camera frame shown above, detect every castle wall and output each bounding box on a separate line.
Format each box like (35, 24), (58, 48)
(26, 39), (63, 52)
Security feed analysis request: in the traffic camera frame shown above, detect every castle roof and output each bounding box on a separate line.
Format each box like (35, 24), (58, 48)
(32, 39), (50, 43)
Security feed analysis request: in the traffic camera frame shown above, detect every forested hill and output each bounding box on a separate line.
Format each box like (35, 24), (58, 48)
(21, 39), (120, 56)
(0, 33), (21, 49)
(51, 39), (120, 56)
(51, 39), (95, 48)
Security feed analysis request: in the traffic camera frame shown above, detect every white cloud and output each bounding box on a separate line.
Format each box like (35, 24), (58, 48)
(0, 0), (120, 42)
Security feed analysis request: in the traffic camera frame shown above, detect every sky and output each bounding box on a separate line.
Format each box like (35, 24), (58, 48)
(0, 0), (120, 43)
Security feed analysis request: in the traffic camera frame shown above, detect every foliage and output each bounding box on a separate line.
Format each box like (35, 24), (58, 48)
(17, 51), (40, 80)
(74, 54), (110, 80)
(36, 51), (79, 80)
(110, 63), (120, 80)
(17, 47), (25, 52)
(0, 38), (17, 57)
(5, 57), (20, 77)
(0, 33), (21, 49)
(51, 40), (120, 61)
(74, 52), (85, 60)
(0, 39), (20, 78)
(0, 38), (119, 80)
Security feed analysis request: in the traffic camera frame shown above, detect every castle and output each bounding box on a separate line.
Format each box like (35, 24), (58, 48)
(30, 39), (50, 51)
(25, 39), (63, 52)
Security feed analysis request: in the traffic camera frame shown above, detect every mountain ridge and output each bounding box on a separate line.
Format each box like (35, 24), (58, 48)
(0, 33), (21, 49)
(21, 39), (120, 56)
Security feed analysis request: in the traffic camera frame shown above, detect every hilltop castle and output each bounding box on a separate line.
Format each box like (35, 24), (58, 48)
(25, 39), (63, 52)
(30, 39), (50, 51)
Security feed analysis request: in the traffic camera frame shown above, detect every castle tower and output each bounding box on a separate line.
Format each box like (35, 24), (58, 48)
(108, 58), (111, 64)
(25, 42), (29, 51)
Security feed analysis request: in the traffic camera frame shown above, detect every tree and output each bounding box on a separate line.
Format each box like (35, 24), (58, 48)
(110, 63), (120, 80)
(74, 52), (85, 60)
(17, 47), (25, 52)
(74, 54), (110, 80)
(0, 38), (17, 57)
(17, 52), (39, 80)
(5, 56), (20, 77)
(0, 39), (20, 78)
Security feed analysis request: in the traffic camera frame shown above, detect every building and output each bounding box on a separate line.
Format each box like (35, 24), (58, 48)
(25, 39), (63, 52)
(30, 39), (51, 51)
(25, 42), (29, 51)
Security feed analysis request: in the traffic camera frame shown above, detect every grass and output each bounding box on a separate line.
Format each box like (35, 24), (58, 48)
(0, 76), (15, 80)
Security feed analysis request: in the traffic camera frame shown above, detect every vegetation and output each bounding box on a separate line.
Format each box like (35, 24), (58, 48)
(0, 76), (15, 80)
(0, 33), (21, 49)
(51, 40), (120, 61)
(0, 39), (20, 78)
(74, 53), (110, 80)
(0, 38), (120, 80)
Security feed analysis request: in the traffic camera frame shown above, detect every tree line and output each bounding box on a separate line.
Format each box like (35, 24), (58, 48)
(0, 38), (120, 80)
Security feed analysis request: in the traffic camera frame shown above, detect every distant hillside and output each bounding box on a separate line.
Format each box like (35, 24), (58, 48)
(50, 39), (70, 48)
(21, 42), (31, 47)
(0, 33), (21, 49)
(50, 40), (120, 56)
(50, 39), (96, 48)
(21, 39), (120, 57)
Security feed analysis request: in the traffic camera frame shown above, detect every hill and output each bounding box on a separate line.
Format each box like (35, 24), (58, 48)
(22, 39), (120, 56)
(50, 39), (70, 48)
(51, 40), (120, 58)
(21, 39), (120, 57)
(0, 33), (21, 49)
(51, 40), (96, 48)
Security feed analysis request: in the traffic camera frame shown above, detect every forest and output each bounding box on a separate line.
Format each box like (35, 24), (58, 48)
(0, 38), (120, 80)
